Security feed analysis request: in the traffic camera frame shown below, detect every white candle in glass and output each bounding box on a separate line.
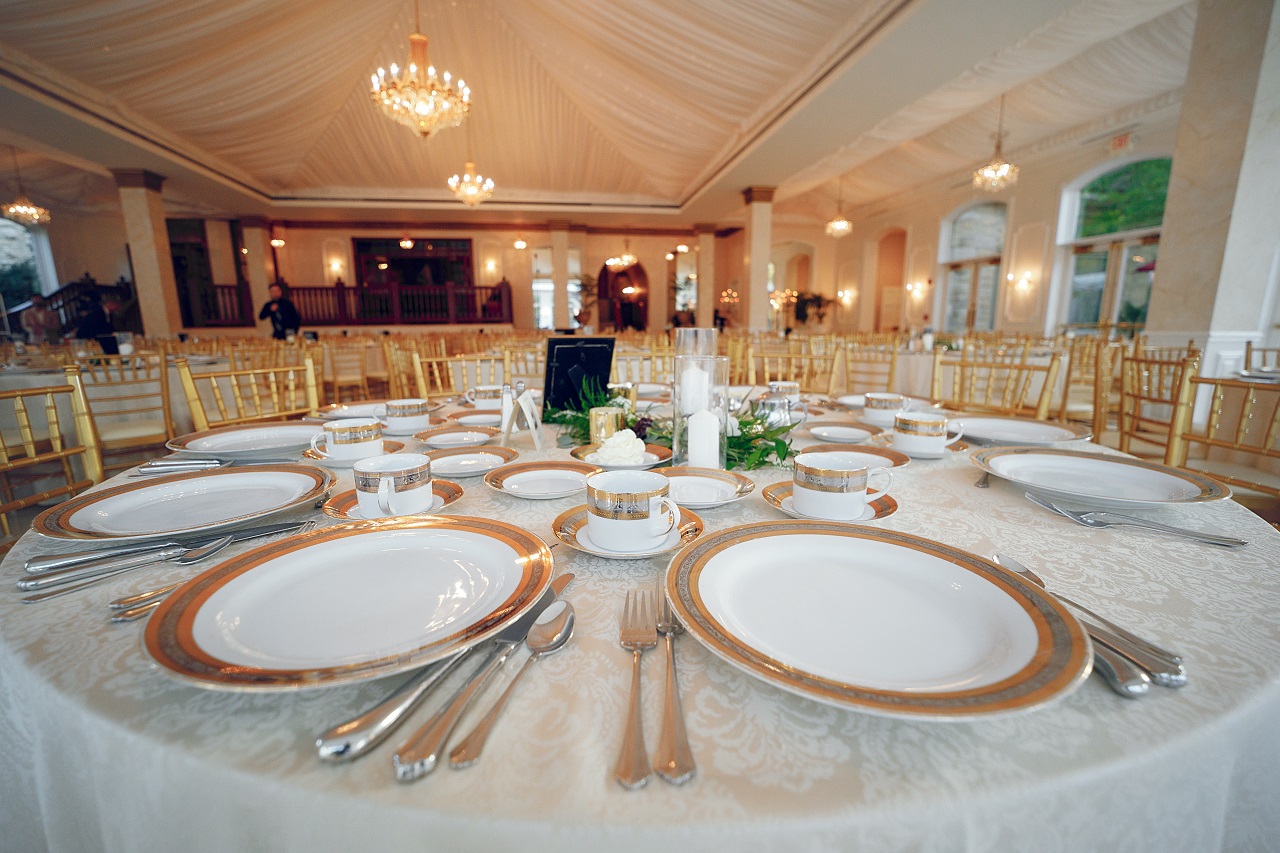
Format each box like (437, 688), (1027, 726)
(680, 363), (710, 416)
(687, 408), (720, 468)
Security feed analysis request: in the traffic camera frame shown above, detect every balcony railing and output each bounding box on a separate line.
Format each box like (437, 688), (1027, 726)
(288, 279), (512, 326)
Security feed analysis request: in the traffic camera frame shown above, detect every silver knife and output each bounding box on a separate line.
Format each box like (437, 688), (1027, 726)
(25, 520), (308, 575)
(317, 572), (573, 764)
(392, 572), (573, 780)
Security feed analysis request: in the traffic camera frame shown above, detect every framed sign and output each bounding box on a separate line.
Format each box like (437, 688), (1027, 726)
(542, 337), (615, 413)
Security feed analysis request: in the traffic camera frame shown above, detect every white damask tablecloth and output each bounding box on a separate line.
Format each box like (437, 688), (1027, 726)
(2, 417), (1279, 853)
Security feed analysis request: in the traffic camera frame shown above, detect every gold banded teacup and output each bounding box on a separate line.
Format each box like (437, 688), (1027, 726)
(584, 470), (679, 552)
(792, 451), (893, 520)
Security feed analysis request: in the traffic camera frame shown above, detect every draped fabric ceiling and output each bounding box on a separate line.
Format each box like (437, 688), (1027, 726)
(0, 0), (1194, 227)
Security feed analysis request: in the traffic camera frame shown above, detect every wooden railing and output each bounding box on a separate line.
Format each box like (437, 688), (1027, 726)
(287, 279), (512, 327)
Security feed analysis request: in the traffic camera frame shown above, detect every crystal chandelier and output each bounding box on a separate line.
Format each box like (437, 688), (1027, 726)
(825, 179), (851, 238)
(448, 122), (494, 206)
(371, 2), (470, 140)
(4, 147), (50, 227)
(973, 95), (1018, 192)
(606, 238), (638, 272)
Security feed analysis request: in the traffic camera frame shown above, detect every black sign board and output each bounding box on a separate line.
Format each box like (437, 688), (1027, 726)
(542, 337), (615, 413)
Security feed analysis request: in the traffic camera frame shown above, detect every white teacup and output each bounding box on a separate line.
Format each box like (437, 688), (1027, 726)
(309, 417), (383, 461)
(792, 452), (893, 520)
(378, 398), (434, 433)
(353, 453), (434, 518)
(891, 412), (964, 457)
(465, 385), (503, 410)
(584, 470), (679, 552)
(862, 392), (909, 428)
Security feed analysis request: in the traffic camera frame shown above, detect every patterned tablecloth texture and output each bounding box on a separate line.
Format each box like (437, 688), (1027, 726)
(2, 416), (1278, 853)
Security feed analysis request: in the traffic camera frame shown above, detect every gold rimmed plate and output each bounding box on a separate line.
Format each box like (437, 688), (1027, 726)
(144, 516), (554, 691)
(796, 444), (911, 468)
(569, 442), (672, 470)
(551, 505), (703, 560)
(424, 445), (519, 477)
(665, 521), (1091, 719)
(414, 425), (502, 449)
(446, 411), (504, 428)
(971, 447), (1231, 509)
(166, 421), (322, 459)
(807, 421), (883, 444)
(761, 482), (898, 522)
(32, 465), (334, 542)
(952, 415), (1092, 445)
(302, 440), (405, 467)
(657, 467), (755, 508)
(320, 479), (464, 520)
(483, 461), (603, 500)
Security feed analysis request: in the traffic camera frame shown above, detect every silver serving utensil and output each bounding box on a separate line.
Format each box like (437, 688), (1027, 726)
(449, 600), (575, 767)
(19, 535), (234, 594)
(653, 582), (695, 784)
(392, 574), (572, 781)
(993, 554), (1186, 688)
(615, 589), (657, 790)
(1091, 644), (1151, 697)
(1024, 492), (1246, 548)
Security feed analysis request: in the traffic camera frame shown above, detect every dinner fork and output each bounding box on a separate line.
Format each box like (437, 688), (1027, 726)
(614, 589), (657, 790)
(1024, 492), (1246, 548)
(653, 584), (695, 784)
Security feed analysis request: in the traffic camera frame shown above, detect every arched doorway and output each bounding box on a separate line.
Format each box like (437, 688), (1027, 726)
(597, 263), (649, 331)
(875, 229), (906, 331)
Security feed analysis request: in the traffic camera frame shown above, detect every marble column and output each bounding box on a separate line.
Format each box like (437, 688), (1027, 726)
(111, 170), (182, 336)
(1145, 0), (1279, 375)
(240, 217), (275, 337)
(549, 221), (571, 330)
(695, 225), (717, 328)
(742, 187), (775, 331)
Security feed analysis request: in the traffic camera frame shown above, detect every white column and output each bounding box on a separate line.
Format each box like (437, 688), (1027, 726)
(695, 225), (717, 328)
(240, 217), (274, 336)
(112, 169), (182, 336)
(742, 187), (775, 331)
(1145, 0), (1279, 375)
(550, 222), (570, 330)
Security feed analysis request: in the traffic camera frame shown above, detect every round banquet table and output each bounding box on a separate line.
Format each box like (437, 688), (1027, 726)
(2, 409), (1280, 853)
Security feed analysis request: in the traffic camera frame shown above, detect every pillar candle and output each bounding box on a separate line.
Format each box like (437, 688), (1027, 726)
(680, 363), (710, 415)
(687, 408), (720, 468)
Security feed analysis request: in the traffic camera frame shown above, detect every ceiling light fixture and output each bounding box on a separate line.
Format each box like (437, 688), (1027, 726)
(513, 237), (527, 250)
(606, 238), (637, 272)
(448, 120), (494, 206)
(399, 237), (415, 249)
(3, 147), (50, 227)
(825, 179), (851, 239)
(973, 94), (1018, 192)
(371, 1), (470, 140)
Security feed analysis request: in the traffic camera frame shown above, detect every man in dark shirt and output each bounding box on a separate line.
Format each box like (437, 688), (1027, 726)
(259, 282), (301, 340)
(75, 293), (118, 355)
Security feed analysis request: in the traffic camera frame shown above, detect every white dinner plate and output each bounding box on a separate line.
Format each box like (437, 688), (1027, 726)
(145, 517), (554, 691)
(425, 446), (519, 477)
(317, 401), (387, 420)
(808, 422), (880, 443)
(666, 522), (1090, 719)
(570, 443), (673, 470)
(760, 483), (898, 522)
(447, 412), (504, 427)
(32, 465), (334, 541)
(971, 448), (1231, 509)
(552, 505), (703, 560)
(320, 481), (463, 519)
(657, 467), (754, 508)
(167, 422), (322, 459)
(787, 444), (911, 469)
(414, 425), (501, 448)
(953, 416), (1091, 445)
(484, 461), (602, 499)
(835, 394), (935, 410)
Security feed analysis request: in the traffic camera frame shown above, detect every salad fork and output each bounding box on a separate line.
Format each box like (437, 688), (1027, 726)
(653, 584), (695, 784)
(614, 589), (656, 790)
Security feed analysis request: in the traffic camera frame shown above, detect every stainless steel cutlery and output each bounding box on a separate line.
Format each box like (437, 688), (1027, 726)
(1024, 492), (1247, 548)
(614, 589), (657, 789)
(653, 584), (695, 784)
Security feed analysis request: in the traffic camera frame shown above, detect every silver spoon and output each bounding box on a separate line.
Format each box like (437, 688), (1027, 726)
(449, 600), (575, 768)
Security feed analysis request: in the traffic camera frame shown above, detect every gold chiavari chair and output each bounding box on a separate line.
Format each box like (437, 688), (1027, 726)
(1114, 351), (1200, 459)
(1167, 373), (1280, 522)
(410, 352), (456, 398)
(746, 348), (839, 395)
(450, 353), (505, 391)
(0, 366), (104, 547)
(930, 350), (1063, 420)
(503, 344), (547, 388)
(175, 357), (319, 431)
(611, 352), (674, 386)
(75, 352), (174, 472)
(839, 343), (899, 395)
(1243, 341), (1280, 371)
(321, 342), (371, 403)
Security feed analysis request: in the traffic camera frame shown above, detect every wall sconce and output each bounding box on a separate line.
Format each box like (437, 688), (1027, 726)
(399, 237), (414, 250)
(675, 244), (689, 254)
(240, 247), (249, 255)
(513, 237), (527, 250)
(329, 259), (343, 274)
(621, 285), (637, 295)
(485, 259), (497, 274)
(1007, 271), (1034, 293)
(836, 289), (855, 306)
(904, 281), (926, 300)
(269, 237), (285, 249)
(665, 252), (675, 261)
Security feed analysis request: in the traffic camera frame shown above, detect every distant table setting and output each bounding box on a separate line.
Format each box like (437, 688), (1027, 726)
(2, 386), (1280, 852)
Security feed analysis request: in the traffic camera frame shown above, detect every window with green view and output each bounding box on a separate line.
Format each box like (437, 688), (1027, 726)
(1076, 158), (1171, 238)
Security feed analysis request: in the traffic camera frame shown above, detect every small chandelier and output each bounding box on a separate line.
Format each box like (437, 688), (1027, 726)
(371, 2), (470, 140)
(973, 95), (1018, 192)
(825, 179), (851, 238)
(4, 147), (50, 227)
(606, 238), (638, 272)
(448, 122), (494, 206)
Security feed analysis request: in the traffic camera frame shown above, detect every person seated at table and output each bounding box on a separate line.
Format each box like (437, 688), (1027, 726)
(21, 294), (60, 345)
(74, 292), (118, 355)
(259, 282), (301, 340)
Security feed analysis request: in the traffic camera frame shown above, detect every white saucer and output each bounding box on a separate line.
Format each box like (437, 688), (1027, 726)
(320, 480), (463, 520)
(302, 440), (406, 468)
(552, 505), (704, 560)
(447, 412), (504, 427)
(484, 461), (601, 500)
(761, 482), (899, 522)
(808, 423), (879, 443)
(425, 446), (519, 477)
(379, 418), (445, 436)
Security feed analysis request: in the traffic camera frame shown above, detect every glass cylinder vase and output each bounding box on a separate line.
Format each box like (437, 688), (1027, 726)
(673, 327), (719, 357)
(672, 355), (729, 469)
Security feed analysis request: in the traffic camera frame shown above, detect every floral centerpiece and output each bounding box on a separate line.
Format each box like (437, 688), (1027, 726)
(544, 378), (797, 470)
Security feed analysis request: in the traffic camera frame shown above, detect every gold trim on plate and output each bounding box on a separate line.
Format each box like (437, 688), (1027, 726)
(321, 480), (463, 518)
